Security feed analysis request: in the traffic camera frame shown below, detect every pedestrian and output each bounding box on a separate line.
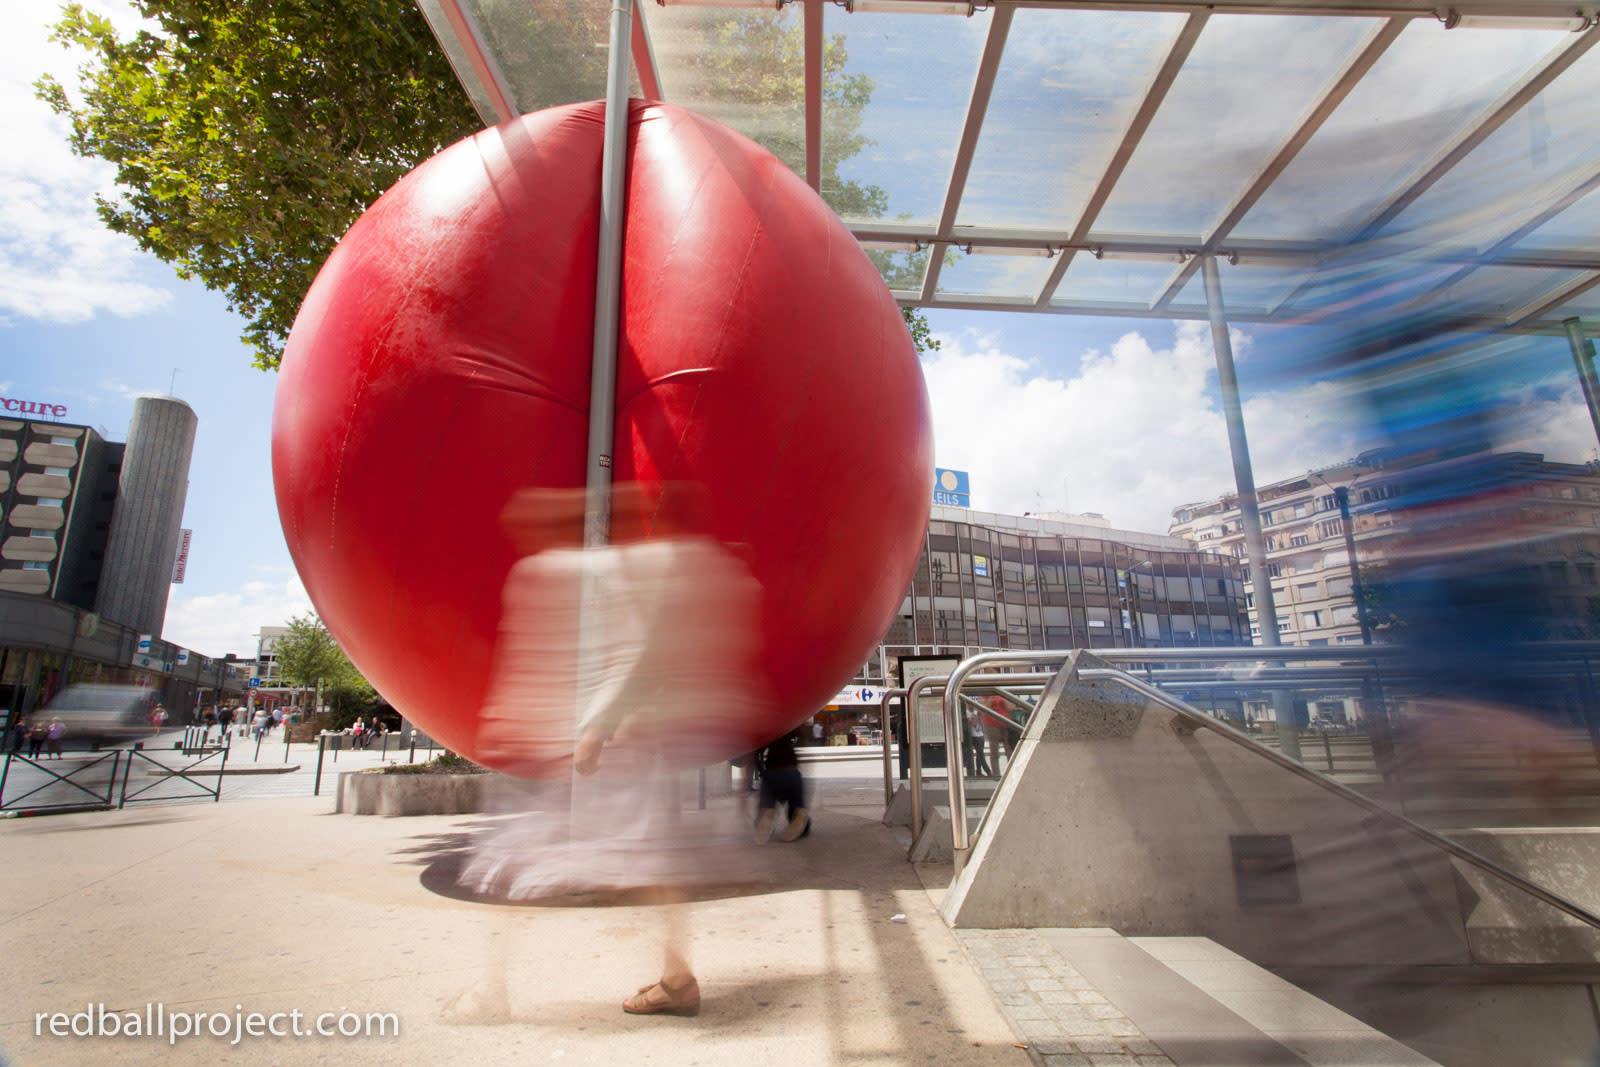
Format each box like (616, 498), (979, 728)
(217, 704), (233, 741)
(27, 718), (46, 758)
(9, 716), (25, 753)
(46, 717), (66, 759)
(754, 727), (809, 843)
(964, 706), (991, 777)
(810, 718), (824, 747)
(454, 482), (772, 1021)
(981, 693), (1017, 774)
(351, 718), (364, 747)
(150, 704), (169, 736)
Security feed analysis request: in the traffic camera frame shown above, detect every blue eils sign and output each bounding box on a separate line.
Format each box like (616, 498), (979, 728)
(934, 468), (970, 507)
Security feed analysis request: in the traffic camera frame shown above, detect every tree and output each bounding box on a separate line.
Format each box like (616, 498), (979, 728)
(38, 0), (479, 369)
(39, 0), (936, 365)
(271, 611), (376, 725)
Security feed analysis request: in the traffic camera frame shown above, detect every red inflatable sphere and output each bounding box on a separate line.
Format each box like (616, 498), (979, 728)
(273, 100), (932, 770)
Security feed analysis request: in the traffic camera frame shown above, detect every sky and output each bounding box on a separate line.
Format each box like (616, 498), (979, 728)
(5, 0), (1598, 660)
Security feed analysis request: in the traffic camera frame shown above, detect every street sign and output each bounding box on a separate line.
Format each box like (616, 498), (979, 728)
(247, 678), (261, 688)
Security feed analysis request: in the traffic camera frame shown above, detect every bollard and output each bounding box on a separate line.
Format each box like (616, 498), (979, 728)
(408, 730), (417, 764)
(313, 734), (327, 796)
(254, 728), (265, 761)
(698, 767), (707, 810)
(285, 723), (292, 763)
(1322, 730), (1335, 772)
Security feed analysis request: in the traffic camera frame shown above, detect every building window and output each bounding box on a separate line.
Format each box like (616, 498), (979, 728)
(1267, 562), (1282, 578)
(1316, 494), (1337, 512)
(1301, 610), (1322, 628)
(1289, 533), (1310, 547)
(1317, 518), (1344, 538)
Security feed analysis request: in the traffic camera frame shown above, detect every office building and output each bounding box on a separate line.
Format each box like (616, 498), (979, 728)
(875, 504), (1251, 685)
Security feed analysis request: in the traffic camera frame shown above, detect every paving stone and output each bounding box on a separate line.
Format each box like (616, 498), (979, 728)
(1040, 1055), (1091, 1067)
(1073, 1035), (1123, 1054)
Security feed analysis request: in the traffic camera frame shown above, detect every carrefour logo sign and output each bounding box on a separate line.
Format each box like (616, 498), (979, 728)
(934, 468), (970, 507)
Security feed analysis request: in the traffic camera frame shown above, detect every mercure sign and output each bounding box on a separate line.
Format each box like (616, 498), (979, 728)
(1, 396), (68, 418)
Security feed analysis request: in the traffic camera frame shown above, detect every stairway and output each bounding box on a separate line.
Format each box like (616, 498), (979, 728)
(958, 927), (1441, 1067)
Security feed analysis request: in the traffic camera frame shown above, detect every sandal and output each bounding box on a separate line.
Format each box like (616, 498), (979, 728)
(623, 977), (701, 1017)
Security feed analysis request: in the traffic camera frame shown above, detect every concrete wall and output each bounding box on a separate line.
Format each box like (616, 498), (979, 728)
(942, 651), (1473, 968)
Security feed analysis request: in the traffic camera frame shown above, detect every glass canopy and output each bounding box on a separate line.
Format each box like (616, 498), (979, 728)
(419, 0), (1600, 337)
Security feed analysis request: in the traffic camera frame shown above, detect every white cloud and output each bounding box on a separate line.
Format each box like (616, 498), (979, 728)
(922, 320), (1362, 533)
(1503, 382), (1600, 467)
(0, 1), (170, 324)
(163, 573), (313, 659)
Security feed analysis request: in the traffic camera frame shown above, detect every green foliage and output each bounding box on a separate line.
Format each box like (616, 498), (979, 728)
(380, 751), (486, 775)
(37, 0), (478, 369)
(271, 613), (378, 727)
(903, 307), (940, 356)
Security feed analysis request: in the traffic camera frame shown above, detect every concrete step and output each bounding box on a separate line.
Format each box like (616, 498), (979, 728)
(907, 803), (992, 862)
(961, 927), (1440, 1067)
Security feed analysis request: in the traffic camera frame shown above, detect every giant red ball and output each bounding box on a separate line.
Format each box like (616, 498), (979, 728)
(273, 100), (932, 770)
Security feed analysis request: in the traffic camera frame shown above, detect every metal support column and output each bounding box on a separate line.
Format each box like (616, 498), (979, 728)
(1202, 256), (1299, 760)
(1564, 317), (1600, 453)
(585, 0), (635, 547)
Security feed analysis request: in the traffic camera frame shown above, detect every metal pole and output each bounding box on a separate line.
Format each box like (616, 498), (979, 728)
(313, 734), (327, 797)
(584, 0), (634, 549)
(1563, 317), (1600, 451)
(1202, 256), (1299, 761)
(905, 676), (936, 844)
(1334, 485), (1395, 779)
(879, 690), (903, 807)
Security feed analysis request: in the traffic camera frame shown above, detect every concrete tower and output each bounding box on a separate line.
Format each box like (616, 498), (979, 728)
(96, 395), (197, 635)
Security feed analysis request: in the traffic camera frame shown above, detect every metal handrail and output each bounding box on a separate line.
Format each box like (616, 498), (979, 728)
(1077, 667), (1600, 933)
(894, 670), (1056, 842)
(942, 652), (1077, 851)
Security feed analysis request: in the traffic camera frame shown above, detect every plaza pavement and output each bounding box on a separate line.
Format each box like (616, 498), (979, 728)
(0, 754), (1038, 1067)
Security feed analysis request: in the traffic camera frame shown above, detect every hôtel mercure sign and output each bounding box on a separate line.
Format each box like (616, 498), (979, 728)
(1, 396), (68, 418)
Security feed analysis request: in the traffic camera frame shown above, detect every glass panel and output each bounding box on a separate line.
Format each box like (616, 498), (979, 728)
(1386, 41), (1600, 248)
(1513, 184), (1600, 252)
(959, 9), (1189, 231)
(1545, 282), (1600, 319)
(464, 0), (618, 112)
(936, 249), (1058, 298)
(647, 7), (807, 177)
(1096, 15), (1379, 238)
(1428, 265), (1585, 321)
(1170, 259), (1309, 313)
(869, 245), (931, 294)
(822, 10), (987, 224)
(1237, 21), (1570, 241)
(1052, 255), (1180, 306)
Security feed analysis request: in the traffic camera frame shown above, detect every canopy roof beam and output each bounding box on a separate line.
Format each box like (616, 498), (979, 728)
(1034, 11), (1209, 308)
(1149, 16), (1411, 312)
(920, 7), (1014, 302)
